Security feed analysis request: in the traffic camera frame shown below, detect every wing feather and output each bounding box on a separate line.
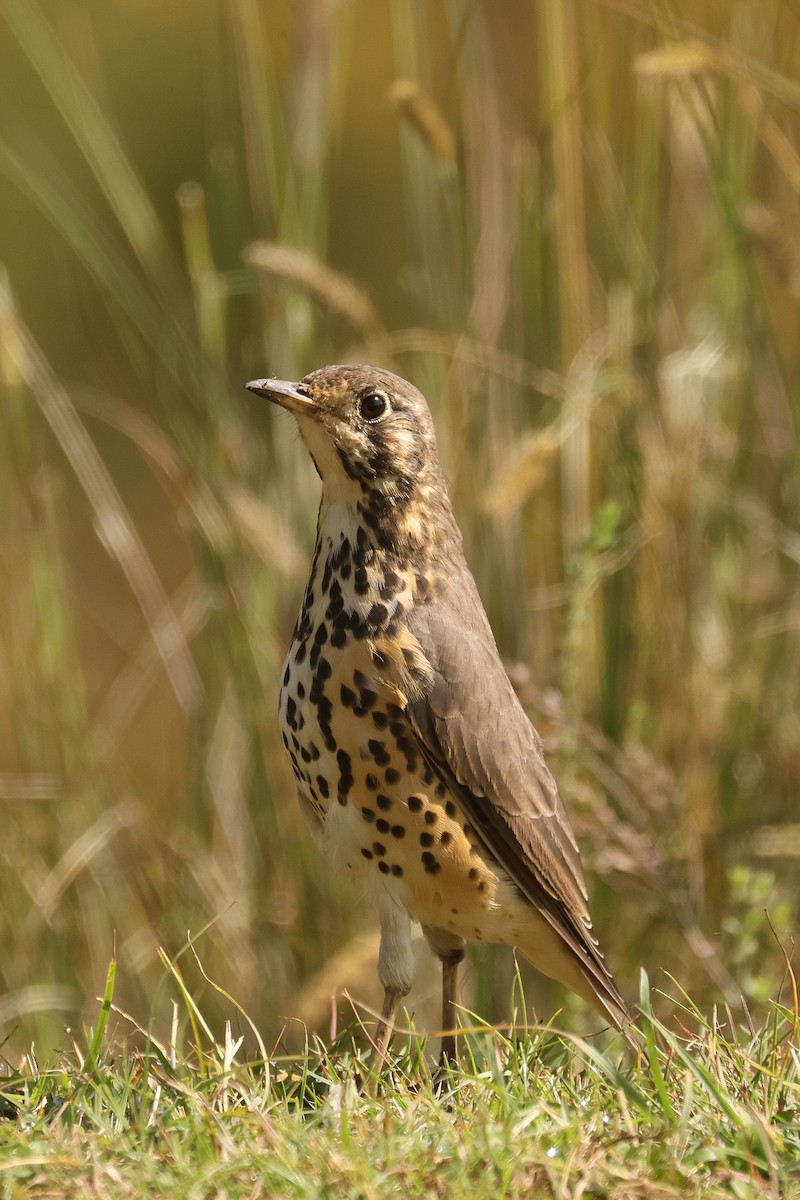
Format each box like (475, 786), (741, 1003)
(405, 578), (631, 1028)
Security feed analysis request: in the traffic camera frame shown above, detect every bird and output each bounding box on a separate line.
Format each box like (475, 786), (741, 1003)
(246, 364), (638, 1065)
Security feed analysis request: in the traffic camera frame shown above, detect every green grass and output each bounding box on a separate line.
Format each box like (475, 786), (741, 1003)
(1, 965), (799, 1198)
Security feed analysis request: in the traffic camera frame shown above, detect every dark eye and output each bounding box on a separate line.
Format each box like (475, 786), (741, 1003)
(358, 392), (388, 421)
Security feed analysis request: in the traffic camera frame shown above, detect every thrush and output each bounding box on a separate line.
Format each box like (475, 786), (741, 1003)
(247, 365), (638, 1063)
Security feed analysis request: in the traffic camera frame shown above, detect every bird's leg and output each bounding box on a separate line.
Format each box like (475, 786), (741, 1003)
(373, 984), (404, 1062)
(372, 897), (415, 1067)
(439, 948), (465, 1066)
(422, 925), (466, 1069)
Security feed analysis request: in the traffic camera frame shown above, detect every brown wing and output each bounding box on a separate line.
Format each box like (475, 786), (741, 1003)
(405, 576), (631, 1028)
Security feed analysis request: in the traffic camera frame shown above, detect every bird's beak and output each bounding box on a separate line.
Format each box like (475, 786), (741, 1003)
(245, 377), (316, 415)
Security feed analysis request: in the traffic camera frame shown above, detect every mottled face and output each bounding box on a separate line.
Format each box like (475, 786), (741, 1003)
(247, 365), (441, 503)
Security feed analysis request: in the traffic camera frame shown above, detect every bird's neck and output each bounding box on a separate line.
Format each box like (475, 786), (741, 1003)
(316, 472), (461, 569)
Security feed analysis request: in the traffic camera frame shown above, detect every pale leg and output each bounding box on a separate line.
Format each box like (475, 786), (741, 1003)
(372, 896), (415, 1062)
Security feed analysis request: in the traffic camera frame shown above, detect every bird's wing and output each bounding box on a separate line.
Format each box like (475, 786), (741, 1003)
(404, 579), (629, 1026)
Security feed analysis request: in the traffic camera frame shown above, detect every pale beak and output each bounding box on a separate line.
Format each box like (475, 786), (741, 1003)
(245, 377), (316, 415)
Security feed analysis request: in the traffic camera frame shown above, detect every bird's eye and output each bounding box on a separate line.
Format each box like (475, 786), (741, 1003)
(358, 392), (388, 421)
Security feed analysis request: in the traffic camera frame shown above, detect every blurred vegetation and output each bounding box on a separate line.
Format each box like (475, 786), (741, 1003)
(0, 0), (798, 1061)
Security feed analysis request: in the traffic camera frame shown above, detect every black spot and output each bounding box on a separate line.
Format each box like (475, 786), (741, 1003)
(325, 592), (344, 619)
(445, 801), (457, 818)
(378, 860), (390, 875)
(294, 641), (307, 665)
(362, 807), (375, 823)
(314, 623), (328, 646)
(421, 852), (441, 876)
(384, 768), (401, 785)
(372, 842), (386, 857)
(376, 819), (390, 834)
(281, 732), (289, 749)
(407, 795), (424, 812)
(368, 603), (388, 627)
(339, 559), (351, 581)
(361, 848), (373, 860)
(390, 864), (403, 877)
(373, 650), (387, 669)
(365, 773), (379, 791)
(337, 749), (351, 776)
(376, 794), (392, 811)
(316, 658), (332, 682)
(354, 566), (369, 595)
(386, 703), (404, 720)
(359, 689), (377, 711)
(340, 684), (356, 708)
(291, 734), (300, 753)
(316, 775), (330, 799)
(422, 767), (435, 786)
(435, 782), (447, 798)
(477, 881), (487, 892)
(420, 832), (434, 847)
(440, 831), (453, 846)
(468, 868), (479, 881)
(351, 613), (369, 640)
(353, 669), (368, 688)
(300, 746), (311, 763)
(282, 664), (290, 687)
(379, 568), (400, 597)
(306, 742), (320, 761)
(285, 697), (297, 730)
(424, 810), (438, 826)
(337, 749), (353, 804)
(314, 694), (335, 753)
(390, 825), (405, 839)
(330, 626), (348, 649)
(371, 711), (389, 729)
(367, 739), (390, 766)
(296, 682), (305, 699)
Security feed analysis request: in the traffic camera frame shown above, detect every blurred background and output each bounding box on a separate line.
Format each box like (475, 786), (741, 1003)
(0, 0), (798, 1061)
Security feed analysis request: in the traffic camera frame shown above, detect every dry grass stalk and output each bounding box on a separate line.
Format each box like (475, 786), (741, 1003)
(245, 242), (384, 342)
(389, 80), (456, 164)
(0, 274), (201, 714)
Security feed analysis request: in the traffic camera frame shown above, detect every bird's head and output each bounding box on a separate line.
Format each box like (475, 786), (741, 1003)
(247, 364), (443, 509)
(247, 364), (458, 556)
